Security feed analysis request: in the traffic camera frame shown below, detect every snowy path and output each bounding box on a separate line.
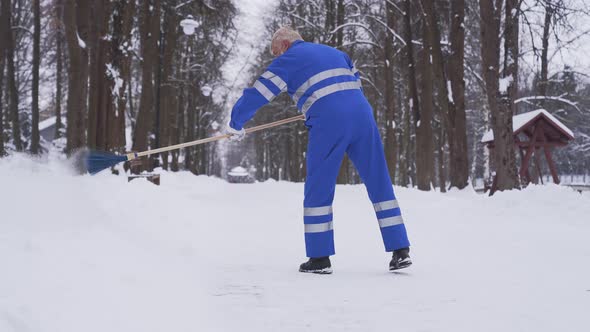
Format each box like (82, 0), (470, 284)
(1, 155), (589, 332)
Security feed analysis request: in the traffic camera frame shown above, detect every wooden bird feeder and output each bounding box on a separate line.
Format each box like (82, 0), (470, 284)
(481, 109), (574, 193)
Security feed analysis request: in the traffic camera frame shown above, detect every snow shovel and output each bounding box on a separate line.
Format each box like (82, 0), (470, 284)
(82, 114), (305, 175)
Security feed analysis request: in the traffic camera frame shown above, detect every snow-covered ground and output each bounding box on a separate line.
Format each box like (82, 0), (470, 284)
(1, 154), (589, 332)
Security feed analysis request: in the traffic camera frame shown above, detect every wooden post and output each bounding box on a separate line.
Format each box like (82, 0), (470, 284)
(534, 148), (544, 184)
(515, 136), (527, 182)
(543, 147), (560, 184)
(520, 124), (541, 182)
(489, 173), (499, 196)
(517, 146), (533, 184)
(536, 123), (560, 184)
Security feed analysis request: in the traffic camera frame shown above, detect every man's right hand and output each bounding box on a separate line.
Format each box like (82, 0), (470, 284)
(224, 125), (246, 142)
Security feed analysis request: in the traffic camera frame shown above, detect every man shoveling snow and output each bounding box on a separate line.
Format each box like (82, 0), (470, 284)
(225, 26), (411, 274)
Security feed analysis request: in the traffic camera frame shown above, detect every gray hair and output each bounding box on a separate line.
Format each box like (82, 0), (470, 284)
(271, 26), (303, 52)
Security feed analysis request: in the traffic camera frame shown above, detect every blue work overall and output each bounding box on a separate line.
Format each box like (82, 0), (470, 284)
(230, 40), (410, 257)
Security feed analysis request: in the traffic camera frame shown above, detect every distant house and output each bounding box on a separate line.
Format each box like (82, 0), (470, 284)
(38, 116), (62, 142)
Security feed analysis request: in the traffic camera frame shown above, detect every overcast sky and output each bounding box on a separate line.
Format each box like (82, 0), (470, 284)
(218, 0), (590, 108)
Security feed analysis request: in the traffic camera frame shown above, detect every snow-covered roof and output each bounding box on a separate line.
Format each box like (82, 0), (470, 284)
(39, 116), (56, 131)
(180, 18), (200, 35)
(481, 109), (574, 143)
(228, 166), (249, 177)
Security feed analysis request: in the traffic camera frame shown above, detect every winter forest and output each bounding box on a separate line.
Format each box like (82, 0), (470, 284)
(2, 1), (590, 331)
(0, 0), (589, 191)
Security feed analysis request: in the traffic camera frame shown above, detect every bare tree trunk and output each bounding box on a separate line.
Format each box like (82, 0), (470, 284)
(400, 95), (412, 187)
(537, 0), (553, 106)
(335, 0), (349, 184)
(0, 3), (5, 156)
(423, 0), (452, 191)
(87, 0), (110, 150)
(7, 54), (21, 151)
(479, 0), (501, 142)
(480, 0), (502, 191)
(31, 0), (41, 154)
(402, 0), (420, 187)
(383, 0), (398, 183)
(480, 0), (519, 192)
(185, 68), (195, 171)
(448, 0), (468, 188)
(496, 0), (520, 190)
(324, 0), (336, 45)
(170, 49), (183, 172)
(159, 1), (180, 170)
(437, 121), (447, 192)
(0, 58), (4, 156)
(110, 0), (134, 153)
(133, 0), (161, 171)
(55, 0), (64, 139)
(417, 0), (435, 191)
(403, 0), (420, 125)
(64, 0), (89, 153)
(2, 0), (22, 151)
(195, 101), (207, 175)
(336, 0), (344, 46)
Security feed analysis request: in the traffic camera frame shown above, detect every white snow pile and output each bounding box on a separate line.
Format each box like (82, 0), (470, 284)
(1, 154), (589, 332)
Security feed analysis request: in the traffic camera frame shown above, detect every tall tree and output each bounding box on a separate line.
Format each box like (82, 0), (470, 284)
(480, 0), (519, 192)
(87, 0), (109, 150)
(0, 1), (5, 156)
(64, 0), (90, 153)
(0, 58), (4, 156)
(133, 0), (161, 166)
(383, 0), (398, 183)
(479, 0), (502, 184)
(87, 0), (127, 153)
(497, 0), (521, 189)
(448, 0), (468, 188)
(537, 0), (554, 106)
(2, 0), (23, 151)
(403, 0), (420, 187)
(109, 0), (135, 153)
(334, 0), (350, 184)
(54, 0), (64, 139)
(423, 0), (452, 190)
(31, 0), (41, 154)
(159, 0), (180, 170)
(417, 0), (435, 190)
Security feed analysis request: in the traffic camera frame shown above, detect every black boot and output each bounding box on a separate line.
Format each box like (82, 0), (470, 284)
(299, 256), (332, 274)
(389, 247), (412, 271)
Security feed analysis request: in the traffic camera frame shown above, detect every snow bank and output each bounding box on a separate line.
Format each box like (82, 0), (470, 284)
(1, 154), (589, 331)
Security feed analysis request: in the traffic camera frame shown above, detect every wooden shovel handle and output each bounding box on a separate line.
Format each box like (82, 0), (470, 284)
(127, 114), (305, 160)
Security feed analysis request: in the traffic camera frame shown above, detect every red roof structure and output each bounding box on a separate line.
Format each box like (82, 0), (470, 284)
(481, 109), (574, 193)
